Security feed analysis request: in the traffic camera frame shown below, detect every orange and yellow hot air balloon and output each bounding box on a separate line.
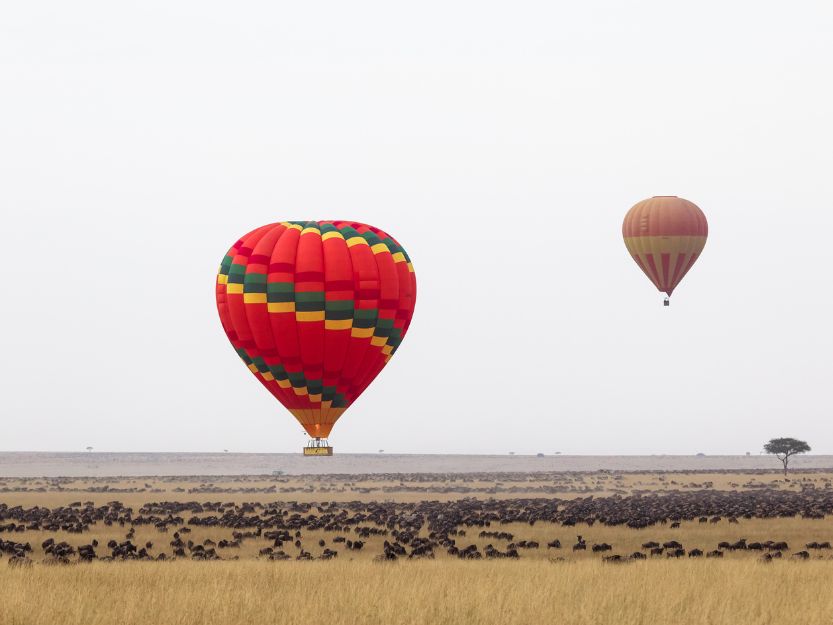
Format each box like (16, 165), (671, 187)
(622, 196), (708, 305)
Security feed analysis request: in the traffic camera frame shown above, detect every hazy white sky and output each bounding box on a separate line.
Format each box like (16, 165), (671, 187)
(1, 0), (831, 454)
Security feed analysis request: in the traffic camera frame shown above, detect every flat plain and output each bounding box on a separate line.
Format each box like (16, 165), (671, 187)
(2, 465), (833, 624)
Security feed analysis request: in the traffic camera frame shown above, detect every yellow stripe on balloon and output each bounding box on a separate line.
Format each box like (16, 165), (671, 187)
(243, 293), (267, 304)
(325, 319), (353, 330)
(622, 235), (707, 256)
(296, 311), (325, 322)
(267, 302), (295, 313)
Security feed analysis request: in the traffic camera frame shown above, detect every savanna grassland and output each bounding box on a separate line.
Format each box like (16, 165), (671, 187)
(2, 470), (833, 624)
(4, 559), (833, 625)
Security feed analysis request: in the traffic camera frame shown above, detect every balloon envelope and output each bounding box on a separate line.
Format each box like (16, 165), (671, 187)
(622, 196), (708, 297)
(216, 220), (416, 439)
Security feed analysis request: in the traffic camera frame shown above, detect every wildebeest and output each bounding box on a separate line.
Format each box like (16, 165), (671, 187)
(603, 554), (627, 563)
(5, 474), (833, 566)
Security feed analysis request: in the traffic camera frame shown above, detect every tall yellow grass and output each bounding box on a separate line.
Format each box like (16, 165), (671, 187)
(2, 559), (832, 625)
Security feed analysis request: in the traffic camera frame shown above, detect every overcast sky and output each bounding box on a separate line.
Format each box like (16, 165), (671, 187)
(1, 0), (831, 455)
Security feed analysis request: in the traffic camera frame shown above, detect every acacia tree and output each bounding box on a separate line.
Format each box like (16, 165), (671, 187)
(763, 438), (811, 477)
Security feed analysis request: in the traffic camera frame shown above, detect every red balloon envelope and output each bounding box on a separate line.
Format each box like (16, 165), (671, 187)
(216, 221), (416, 442)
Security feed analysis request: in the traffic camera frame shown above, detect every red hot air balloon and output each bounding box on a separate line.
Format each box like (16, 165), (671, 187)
(622, 196), (708, 305)
(216, 221), (416, 455)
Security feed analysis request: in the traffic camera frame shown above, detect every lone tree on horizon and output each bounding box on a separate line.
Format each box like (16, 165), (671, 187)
(763, 437), (811, 477)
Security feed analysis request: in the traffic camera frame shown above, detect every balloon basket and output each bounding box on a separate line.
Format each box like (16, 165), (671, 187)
(663, 297), (670, 307)
(303, 439), (333, 456)
(303, 446), (333, 456)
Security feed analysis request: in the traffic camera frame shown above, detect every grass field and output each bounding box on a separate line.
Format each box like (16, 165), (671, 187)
(2, 559), (832, 625)
(3, 469), (833, 624)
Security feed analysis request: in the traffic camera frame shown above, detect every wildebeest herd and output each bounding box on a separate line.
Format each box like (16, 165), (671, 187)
(4, 468), (822, 497)
(3, 470), (833, 567)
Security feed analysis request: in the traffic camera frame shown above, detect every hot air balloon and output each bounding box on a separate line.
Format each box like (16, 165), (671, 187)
(622, 196), (708, 305)
(216, 221), (416, 455)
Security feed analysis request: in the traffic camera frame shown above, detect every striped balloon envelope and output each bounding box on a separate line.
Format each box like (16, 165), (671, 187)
(622, 196), (708, 303)
(216, 221), (416, 447)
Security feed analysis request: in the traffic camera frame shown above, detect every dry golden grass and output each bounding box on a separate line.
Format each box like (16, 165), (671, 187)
(4, 470), (833, 624)
(2, 559), (833, 625)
